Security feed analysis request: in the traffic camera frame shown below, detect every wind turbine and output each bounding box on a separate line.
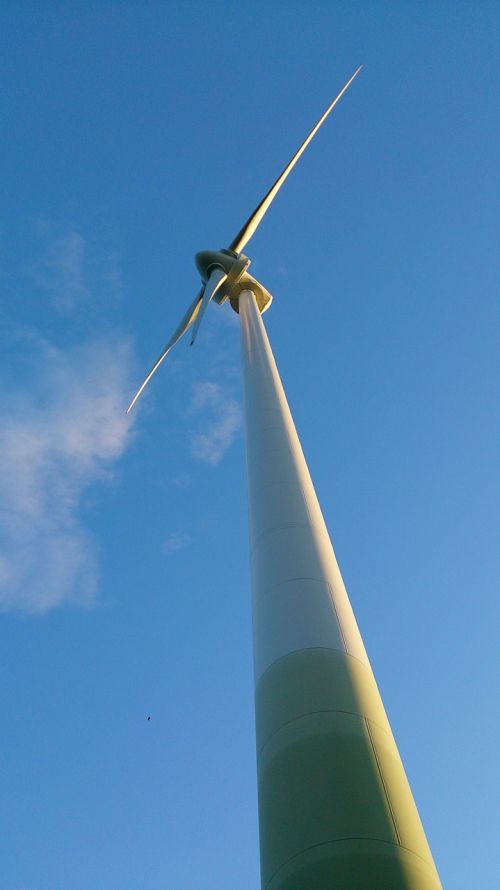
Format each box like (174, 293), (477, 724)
(128, 68), (442, 890)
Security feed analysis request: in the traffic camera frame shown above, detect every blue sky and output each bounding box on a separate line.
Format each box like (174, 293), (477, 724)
(0, 2), (498, 888)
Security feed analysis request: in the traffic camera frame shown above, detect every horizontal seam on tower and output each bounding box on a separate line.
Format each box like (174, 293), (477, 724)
(257, 706), (393, 759)
(245, 418), (288, 430)
(255, 645), (371, 679)
(251, 578), (337, 612)
(252, 566), (346, 606)
(264, 836), (437, 889)
(250, 516), (330, 554)
(250, 521), (317, 553)
(250, 478), (308, 494)
(246, 443), (297, 464)
(251, 581), (348, 653)
(243, 346), (279, 358)
(252, 575), (327, 605)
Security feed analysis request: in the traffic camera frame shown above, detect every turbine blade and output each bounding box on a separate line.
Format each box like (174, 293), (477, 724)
(126, 289), (203, 414)
(190, 266), (227, 346)
(228, 65), (363, 255)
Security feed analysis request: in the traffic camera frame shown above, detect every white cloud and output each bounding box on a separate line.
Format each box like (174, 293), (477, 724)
(169, 472), (191, 489)
(162, 532), (191, 554)
(29, 222), (122, 313)
(188, 381), (241, 466)
(0, 335), (134, 614)
(31, 227), (88, 310)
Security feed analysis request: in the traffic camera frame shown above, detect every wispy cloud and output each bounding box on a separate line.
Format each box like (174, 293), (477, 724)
(31, 226), (88, 310)
(29, 222), (121, 313)
(162, 532), (191, 554)
(0, 335), (134, 614)
(169, 472), (191, 489)
(188, 381), (241, 466)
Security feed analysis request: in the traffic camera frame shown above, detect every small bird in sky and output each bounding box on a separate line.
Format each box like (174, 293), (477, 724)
(147, 716), (151, 721)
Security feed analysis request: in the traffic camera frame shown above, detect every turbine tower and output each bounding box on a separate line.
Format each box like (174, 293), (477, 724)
(128, 68), (442, 890)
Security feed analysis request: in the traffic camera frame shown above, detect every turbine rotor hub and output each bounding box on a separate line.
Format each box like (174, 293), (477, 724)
(195, 250), (273, 314)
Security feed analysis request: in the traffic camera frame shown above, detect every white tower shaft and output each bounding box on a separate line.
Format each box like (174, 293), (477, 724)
(239, 290), (442, 890)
